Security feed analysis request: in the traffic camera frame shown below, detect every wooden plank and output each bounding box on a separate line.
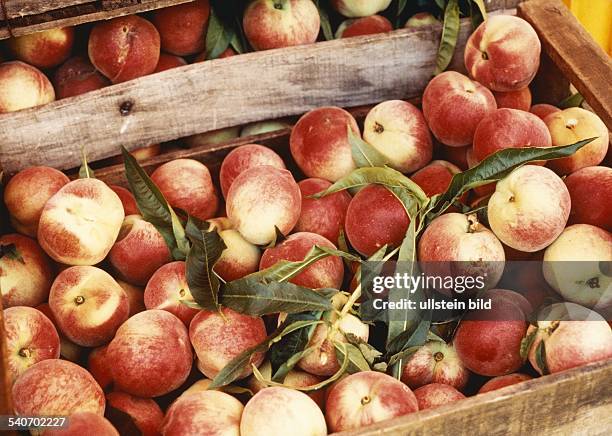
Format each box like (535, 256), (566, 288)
(0, 299), (15, 418)
(1, 0), (92, 19)
(518, 0), (612, 130)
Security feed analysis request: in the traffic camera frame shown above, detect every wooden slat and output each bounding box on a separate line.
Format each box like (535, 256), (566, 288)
(1, 0), (92, 18)
(518, 0), (612, 130)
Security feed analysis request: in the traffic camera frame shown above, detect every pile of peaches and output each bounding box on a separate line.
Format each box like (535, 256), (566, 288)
(2, 11), (612, 436)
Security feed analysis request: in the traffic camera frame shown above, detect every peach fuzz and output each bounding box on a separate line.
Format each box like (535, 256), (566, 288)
(493, 87), (532, 111)
(214, 229), (261, 282)
(0, 61), (55, 113)
(410, 160), (461, 197)
(564, 166), (612, 231)
(43, 412), (118, 436)
(544, 107), (609, 175)
(88, 345), (113, 390)
(117, 280), (145, 317)
(488, 165), (570, 252)
(295, 178), (352, 243)
(331, 0), (392, 18)
(226, 165), (301, 245)
(219, 143), (286, 198)
(12, 359), (105, 416)
(150, 158), (218, 221)
(88, 15), (160, 83)
(153, 53), (187, 73)
(364, 100), (433, 172)
(0, 234), (54, 308)
(110, 185), (139, 216)
(4, 306), (60, 384)
(345, 184), (409, 257)
(422, 71), (497, 147)
(109, 215), (171, 286)
(144, 261), (199, 326)
(189, 307), (267, 379)
(241, 387), (327, 436)
(35, 303), (84, 363)
(53, 56), (110, 99)
(49, 266), (129, 347)
(260, 232), (344, 290)
(414, 383), (466, 410)
(530, 103), (560, 120)
(243, 0), (320, 51)
(152, 0), (210, 56)
(37, 178), (124, 265)
(325, 371), (418, 433)
(478, 373), (532, 394)
(464, 15), (540, 92)
(335, 15), (393, 38)
(106, 391), (163, 436)
(290, 106), (359, 182)
(8, 27), (74, 69)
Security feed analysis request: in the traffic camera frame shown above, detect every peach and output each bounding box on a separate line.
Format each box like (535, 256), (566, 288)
(0, 61), (55, 113)
(405, 12), (438, 28)
(226, 165), (301, 245)
(422, 71), (497, 147)
(88, 345), (113, 390)
(12, 359), (105, 416)
(478, 373), (532, 394)
(110, 185), (139, 216)
(545, 107), (609, 175)
(49, 266), (129, 347)
(189, 307), (267, 379)
(88, 15), (160, 83)
(488, 165), (570, 252)
(108, 310), (192, 397)
(464, 15), (541, 92)
(493, 87), (532, 111)
(4, 306), (60, 384)
(243, 0), (320, 51)
(43, 412), (118, 436)
(194, 47), (237, 62)
(144, 261), (199, 326)
(7, 27), (74, 69)
(219, 143), (286, 198)
(331, 0), (392, 18)
(0, 234), (54, 308)
(108, 215), (172, 285)
(152, 0), (210, 56)
(184, 126), (241, 147)
(295, 178), (352, 243)
(414, 383), (465, 410)
(410, 160), (461, 197)
(439, 144), (470, 171)
(117, 280), (145, 316)
(241, 387), (326, 436)
(290, 107), (359, 182)
(240, 120), (292, 137)
(564, 166), (612, 231)
(326, 371), (418, 433)
(53, 56), (110, 99)
(345, 184), (409, 256)
(106, 391), (163, 436)
(37, 178), (124, 265)
(153, 53), (187, 72)
(483, 289), (533, 318)
(363, 100), (433, 172)
(260, 232), (344, 290)
(530, 103), (560, 120)
(163, 390), (243, 435)
(335, 15), (393, 38)
(150, 159), (218, 221)
(401, 340), (469, 391)
(214, 229), (261, 282)
(35, 303), (84, 363)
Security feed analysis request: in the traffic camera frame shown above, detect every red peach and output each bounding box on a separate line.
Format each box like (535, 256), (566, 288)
(410, 160), (461, 197)
(493, 87), (532, 111)
(405, 12), (438, 28)
(117, 280), (145, 317)
(53, 56), (109, 99)
(530, 103), (560, 120)
(0, 61), (55, 113)
(153, 53), (187, 72)
(106, 391), (164, 436)
(88, 16), (160, 83)
(214, 229), (261, 282)
(439, 144), (470, 171)
(331, 0), (392, 18)
(483, 289), (533, 318)
(131, 143), (162, 161)
(194, 47), (237, 62)
(8, 27), (74, 68)
(478, 373), (532, 394)
(152, 0), (210, 56)
(35, 303), (84, 363)
(43, 412), (118, 436)
(184, 126), (241, 147)
(88, 345), (113, 390)
(335, 15), (393, 38)
(564, 166), (612, 231)
(110, 185), (139, 216)
(414, 383), (466, 410)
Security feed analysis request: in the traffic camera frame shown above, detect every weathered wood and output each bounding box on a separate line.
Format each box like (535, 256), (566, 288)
(518, 0), (612, 130)
(1, 0), (91, 18)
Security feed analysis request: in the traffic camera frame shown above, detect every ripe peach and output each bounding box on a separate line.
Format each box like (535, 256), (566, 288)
(439, 144), (470, 171)
(363, 100), (433, 172)
(144, 261), (199, 326)
(290, 107), (358, 182)
(335, 15), (393, 38)
(43, 412), (118, 436)
(106, 391), (163, 436)
(8, 27), (74, 69)
(405, 12), (438, 28)
(117, 280), (145, 316)
(49, 266), (129, 347)
(0, 61), (55, 113)
(194, 47), (237, 62)
(530, 103), (560, 120)
(189, 307), (267, 379)
(345, 184), (409, 256)
(243, 0), (320, 51)
(545, 107), (609, 175)
(219, 143), (286, 198)
(326, 371), (418, 432)
(88, 15), (160, 83)
(564, 166), (612, 231)
(108, 215), (172, 286)
(184, 126), (241, 147)
(152, 0), (210, 56)
(483, 289), (533, 318)
(35, 303), (84, 363)
(0, 234), (54, 308)
(53, 56), (110, 99)
(401, 340), (469, 391)
(241, 387), (327, 436)
(150, 159), (218, 221)
(110, 185), (139, 216)
(108, 310), (192, 397)
(414, 383), (465, 410)
(214, 229), (261, 282)
(331, 0), (392, 18)
(153, 53), (187, 72)
(493, 87), (532, 111)
(410, 160), (461, 197)
(464, 15), (541, 92)
(422, 71), (497, 147)
(88, 345), (113, 390)
(226, 165), (301, 245)
(12, 359), (105, 416)
(488, 165), (570, 252)
(478, 373), (532, 394)
(240, 120), (292, 137)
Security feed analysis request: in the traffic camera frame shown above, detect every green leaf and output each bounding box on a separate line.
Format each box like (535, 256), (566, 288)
(229, 29), (244, 54)
(397, 0), (408, 17)
(334, 342), (370, 373)
(520, 328), (538, 360)
(535, 340), (549, 375)
(315, 2), (333, 40)
(0, 243), (24, 263)
(206, 8), (234, 60)
(387, 316), (431, 358)
(470, 0), (487, 27)
(349, 127), (389, 168)
(79, 147), (95, 179)
(434, 0), (460, 75)
(434, 0), (447, 10)
(559, 92), (584, 109)
(344, 333), (383, 365)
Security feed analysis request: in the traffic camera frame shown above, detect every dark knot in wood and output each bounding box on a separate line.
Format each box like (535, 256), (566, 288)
(119, 100), (134, 116)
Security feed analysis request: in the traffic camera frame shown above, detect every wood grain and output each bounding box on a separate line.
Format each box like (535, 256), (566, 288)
(1, 0), (92, 18)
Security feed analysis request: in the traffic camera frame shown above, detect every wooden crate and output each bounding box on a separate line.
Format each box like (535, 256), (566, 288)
(1, 0), (611, 434)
